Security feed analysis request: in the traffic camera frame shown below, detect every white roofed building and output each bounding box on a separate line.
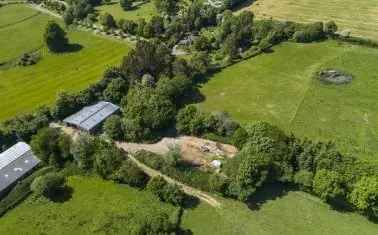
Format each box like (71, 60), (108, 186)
(63, 101), (120, 132)
(0, 142), (40, 196)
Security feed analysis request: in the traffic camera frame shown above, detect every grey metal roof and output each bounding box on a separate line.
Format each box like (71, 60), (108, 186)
(0, 142), (40, 193)
(63, 101), (120, 131)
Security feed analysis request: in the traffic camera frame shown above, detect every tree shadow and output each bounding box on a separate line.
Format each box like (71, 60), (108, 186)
(231, 0), (257, 11)
(64, 43), (83, 53)
(182, 195), (200, 209)
(176, 228), (194, 235)
(246, 182), (292, 211)
(50, 186), (74, 203)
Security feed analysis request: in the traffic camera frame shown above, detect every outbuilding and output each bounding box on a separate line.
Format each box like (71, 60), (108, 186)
(0, 142), (40, 197)
(63, 101), (120, 133)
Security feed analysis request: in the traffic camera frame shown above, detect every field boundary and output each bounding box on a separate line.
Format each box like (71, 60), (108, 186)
(0, 11), (41, 29)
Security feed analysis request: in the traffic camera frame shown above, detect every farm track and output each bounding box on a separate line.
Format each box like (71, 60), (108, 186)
(52, 123), (221, 208)
(118, 143), (222, 208)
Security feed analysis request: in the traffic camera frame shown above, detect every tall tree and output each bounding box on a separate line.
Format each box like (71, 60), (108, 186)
(44, 21), (69, 53)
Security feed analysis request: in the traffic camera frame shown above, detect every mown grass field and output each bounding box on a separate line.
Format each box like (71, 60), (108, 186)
(182, 185), (378, 235)
(0, 4), (131, 121)
(0, 176), (176, 234)
(0, 177), (376, 235)
(241, 0), (378, 39)
(95, 0), (157, 21)
(199, 40), (378, 161)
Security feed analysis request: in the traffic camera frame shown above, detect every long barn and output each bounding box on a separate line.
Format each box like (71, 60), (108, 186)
(63, 101), (120, 132)
(0, 142), (40, 197)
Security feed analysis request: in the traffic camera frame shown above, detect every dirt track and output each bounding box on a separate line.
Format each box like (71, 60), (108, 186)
(52, 123), (222, 207)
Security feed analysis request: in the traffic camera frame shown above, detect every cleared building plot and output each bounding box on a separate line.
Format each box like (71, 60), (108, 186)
(0, 142), (40, 197)
(63, 101), (120, 132)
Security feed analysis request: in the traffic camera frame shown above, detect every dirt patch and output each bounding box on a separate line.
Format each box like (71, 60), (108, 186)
(120, 136), (238, 167)
(317, 69), (353, 84)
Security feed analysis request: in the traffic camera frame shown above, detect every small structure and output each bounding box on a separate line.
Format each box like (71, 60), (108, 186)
(318, 69), (353, 84)
(210, 160), (222, 169)
(0, 142), (40, 197)
(63, 101), (120, 132)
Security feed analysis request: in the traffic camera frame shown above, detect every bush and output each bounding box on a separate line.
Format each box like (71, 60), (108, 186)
(70, 133), (96, 170)
(115, 160), (149, 188)
(294, 170), (313, 191)
(313, 169), (345, 203)
(349, 176), (378, 219)
(94, 141), (124, 179)
(31, 172), (66, 199)
(147, 176), (186, 206)
(31, 127), (72, 167)
(103, 115), (124, 140)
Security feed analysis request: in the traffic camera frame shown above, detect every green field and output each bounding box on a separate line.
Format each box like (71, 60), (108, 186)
(199, 41), (378, 161)
(95, 0), (158, 21)
(0, 5), (131, 121)
(0, 176), (176, 234)
(241, 0), (378, 39)
(1, 177), (376, 235)
(182, 186), (378, 235)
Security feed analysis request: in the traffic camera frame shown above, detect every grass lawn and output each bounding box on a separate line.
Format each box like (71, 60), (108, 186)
(240, 0), (378, 39)
(199, 40), (378, 161)
(0, 4), (131, 121)
(1, 177), (376, 234)
(181, 185), (378, 235)
(0, 176), (176, 234)
(95, 0), (158, 21)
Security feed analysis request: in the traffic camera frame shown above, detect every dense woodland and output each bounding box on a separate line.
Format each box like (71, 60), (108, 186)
(0, 0), (378, 232)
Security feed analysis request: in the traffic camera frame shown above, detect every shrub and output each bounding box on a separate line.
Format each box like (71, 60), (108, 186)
(31, 172), (66, 199)
(324, 21), (338, 35)
(313, 169), (345, 203)
(294, 170), (314, 191)
(115, 160), (149, 188)
(94, 141), (124, 179)
(31, 127), (72, 167)
(103, 115), (124, 140)
(70, 133), (96, 170)
(147, 176), (186, 206)
(349, 176), (378, 219)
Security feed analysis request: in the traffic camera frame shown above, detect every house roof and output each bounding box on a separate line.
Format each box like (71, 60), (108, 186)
(63, 101), (120, 131)
(0, 142), (40, 193)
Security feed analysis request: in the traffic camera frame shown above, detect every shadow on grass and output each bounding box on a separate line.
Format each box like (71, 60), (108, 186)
(182, 195), (200, 210)
(50, 186), (74, 203)
(64, 43), (84, 53)
(246, 182), (292, 211)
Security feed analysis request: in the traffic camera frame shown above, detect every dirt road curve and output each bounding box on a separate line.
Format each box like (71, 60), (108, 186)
(51, 123), (221, 207)
(116, 142), (222, 208)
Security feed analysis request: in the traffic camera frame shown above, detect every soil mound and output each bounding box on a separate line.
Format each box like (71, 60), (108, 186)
(318, 69), (353, 84)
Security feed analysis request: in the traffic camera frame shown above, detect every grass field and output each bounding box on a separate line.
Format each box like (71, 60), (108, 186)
(0, 176), (176, 234)
(199, 40), (378, 161)
(240, 0), (378, 39)
(182, 185), (378, 235)
(1, 178), (376, 235)
(95, 0), (158, 21)
(0, 5), (131, 121)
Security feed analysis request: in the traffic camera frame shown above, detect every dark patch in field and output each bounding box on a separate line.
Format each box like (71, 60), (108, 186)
(50, 186), (74, 203)
(246, 182), (292, 210)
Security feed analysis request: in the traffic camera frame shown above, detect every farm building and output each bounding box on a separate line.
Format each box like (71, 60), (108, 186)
(63, 101), (120, 132)
(0, 142), (40, 197)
